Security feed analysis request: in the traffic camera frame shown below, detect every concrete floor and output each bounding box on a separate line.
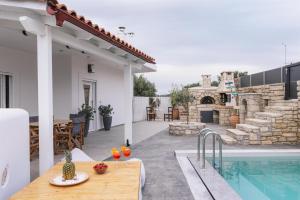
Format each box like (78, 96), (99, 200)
(30, 120), (169, 180)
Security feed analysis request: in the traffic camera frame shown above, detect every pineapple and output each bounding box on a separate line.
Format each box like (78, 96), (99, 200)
(62, 150), (76, 180)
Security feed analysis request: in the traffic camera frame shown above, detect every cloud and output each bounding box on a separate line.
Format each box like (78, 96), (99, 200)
(60, 0), (300, 94)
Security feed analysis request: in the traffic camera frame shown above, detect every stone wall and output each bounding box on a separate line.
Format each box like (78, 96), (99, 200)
(169, 122), (206, 136)
(214, 105), (232, 126)
(239, 93), (263, 123)
(236, 82), (300, 145)
(297, 81), (300, 143)
(238, 83), (285, 103)
(188, 87), (220, 122)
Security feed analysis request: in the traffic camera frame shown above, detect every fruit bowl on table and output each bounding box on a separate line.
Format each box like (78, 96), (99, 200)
(93, 163), (108, 174)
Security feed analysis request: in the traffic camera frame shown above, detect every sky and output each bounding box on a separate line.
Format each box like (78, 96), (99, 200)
(60, 0), (300, 94)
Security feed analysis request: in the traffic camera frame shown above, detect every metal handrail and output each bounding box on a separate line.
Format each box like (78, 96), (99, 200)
(197, 128), (212, 161)
(201, 131), (223, 173)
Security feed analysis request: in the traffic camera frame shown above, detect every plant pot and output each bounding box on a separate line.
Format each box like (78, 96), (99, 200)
(84, 118), (90, 137)
(103, 116), (112, 131)
(172, 108), (179, 120)
(230, 114), (240, 128)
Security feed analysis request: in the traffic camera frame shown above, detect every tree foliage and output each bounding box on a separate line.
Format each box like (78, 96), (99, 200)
(184, 82), (200, 89)
(170, 86), (195, 124)
(211, 81), (219, 87)
(134, 75), (157, 97)
(234, 71), (248, 78)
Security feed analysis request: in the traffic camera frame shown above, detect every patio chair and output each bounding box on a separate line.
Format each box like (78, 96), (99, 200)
(29, 116), (39, 123)
(61, 148), (94, 162)
(29, 116), (39, 160)
(70, 115), (86, 146)
(53, 122), (75, 154)
(164, 107), (173, 121)
(146, 107), (156, 121)
(29, 126), (39, 160)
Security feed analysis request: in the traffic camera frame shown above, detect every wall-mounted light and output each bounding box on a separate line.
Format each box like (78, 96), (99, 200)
(88, 64), (95, 73)
(22, 30), (28, 36)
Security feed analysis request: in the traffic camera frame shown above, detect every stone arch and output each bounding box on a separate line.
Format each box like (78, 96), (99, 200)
(200, 96), (215, 104)
(239, 93), (262, 123)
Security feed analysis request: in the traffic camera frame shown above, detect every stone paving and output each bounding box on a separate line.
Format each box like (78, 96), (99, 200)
(30, 120), (169, 180)
(107, 123), (300, 200)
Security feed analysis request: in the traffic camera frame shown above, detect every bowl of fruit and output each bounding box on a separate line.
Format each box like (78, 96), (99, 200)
(93, 162), (108, 174)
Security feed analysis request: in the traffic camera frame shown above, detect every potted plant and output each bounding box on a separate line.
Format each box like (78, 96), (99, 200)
(169, 87), (181, 120)
(78, 104), (96, 137)
(98, 104), (114, 131)
(149, 97), (160, 111)
(175, 88), (195, 124)
(230, 108), (240, 128)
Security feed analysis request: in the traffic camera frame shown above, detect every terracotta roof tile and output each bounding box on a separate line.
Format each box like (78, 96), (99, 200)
(93, 24), (99, 30)
(46, 0), (155, 64)
(67, 10), (77, 17)
(56, 4), (67, 11)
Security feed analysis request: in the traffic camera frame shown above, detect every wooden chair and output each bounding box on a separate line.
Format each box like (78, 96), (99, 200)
(29, 116), (39, 123)
(70, 115), (86, 147)
(164, 107), (173, 121)
(146, 107), (156, 121)
(29, 116), (39, 160)
(53, 122), (75, 154)
(29, 126), (39, 160)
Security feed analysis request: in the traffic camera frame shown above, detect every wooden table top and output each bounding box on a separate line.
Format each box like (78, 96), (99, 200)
(10, 161), (141, 200)
(30, 119), (72, 127)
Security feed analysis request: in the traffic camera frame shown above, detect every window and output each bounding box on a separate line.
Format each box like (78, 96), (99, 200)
(0, 74), (13, 108)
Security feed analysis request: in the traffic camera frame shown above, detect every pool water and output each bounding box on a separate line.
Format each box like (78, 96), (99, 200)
(219, 156), (300, 200)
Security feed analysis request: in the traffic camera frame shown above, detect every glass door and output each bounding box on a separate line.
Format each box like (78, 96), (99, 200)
(82, 80), (97, 132)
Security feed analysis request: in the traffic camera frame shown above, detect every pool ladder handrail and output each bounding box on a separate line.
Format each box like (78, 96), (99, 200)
(197, 128), (212, 161)
(197, 128), (223, 173)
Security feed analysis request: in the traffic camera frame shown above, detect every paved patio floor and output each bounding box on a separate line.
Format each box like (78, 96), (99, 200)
(31, 122), (300, 200)
(30, 120), (168, 180)
(111, 123), (300, 200)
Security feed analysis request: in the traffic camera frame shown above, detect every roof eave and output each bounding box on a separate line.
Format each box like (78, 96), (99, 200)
(46, 1), (156, 64)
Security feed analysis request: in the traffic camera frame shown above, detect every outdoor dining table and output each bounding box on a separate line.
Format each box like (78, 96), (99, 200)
(10, 161), (141, 200)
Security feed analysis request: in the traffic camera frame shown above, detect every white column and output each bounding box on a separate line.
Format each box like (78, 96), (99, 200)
(123, 64), (133, 145)
(37, 25), (54, 174)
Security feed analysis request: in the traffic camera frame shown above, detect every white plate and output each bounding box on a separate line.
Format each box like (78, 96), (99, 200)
(49, 172), (89, 187)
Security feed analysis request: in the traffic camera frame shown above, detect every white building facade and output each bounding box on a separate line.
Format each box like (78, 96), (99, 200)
(0, 0), (156, 174)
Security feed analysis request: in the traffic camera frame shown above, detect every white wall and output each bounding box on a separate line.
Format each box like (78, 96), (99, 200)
(0, 46), (38, 114)
(133, 96), (171, 122)
(0, 46), (131, 130)
(70, 54), (125, 129)
(52, 54), (72, 119)
(158, 97), (171, 116)
(0, 46), (73, 118)
(133, 97), (149, 122)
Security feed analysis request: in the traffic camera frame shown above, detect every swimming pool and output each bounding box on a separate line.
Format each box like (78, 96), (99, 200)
(220, 156), (300, 200)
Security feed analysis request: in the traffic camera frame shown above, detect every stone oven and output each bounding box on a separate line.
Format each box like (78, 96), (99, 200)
(188, 72), (236, 126)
